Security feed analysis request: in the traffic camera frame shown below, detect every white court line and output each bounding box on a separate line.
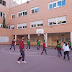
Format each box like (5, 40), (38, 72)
(1, 48), (72, 58)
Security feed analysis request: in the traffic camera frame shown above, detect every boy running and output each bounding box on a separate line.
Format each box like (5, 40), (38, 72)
(37, 39), (40, 50)
(17, 36), (26, 64)
(10, 38), (16, 51)
(26, 39), (30, 49)
(41, 40), (47, 55)
(55, 43), (62, 57)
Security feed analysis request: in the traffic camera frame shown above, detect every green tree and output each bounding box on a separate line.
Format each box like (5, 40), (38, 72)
(3, 18), (8, 28)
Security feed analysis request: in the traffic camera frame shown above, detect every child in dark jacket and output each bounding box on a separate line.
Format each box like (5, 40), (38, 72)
(55, 43), (62, 57)
(41, 40), (47, 55)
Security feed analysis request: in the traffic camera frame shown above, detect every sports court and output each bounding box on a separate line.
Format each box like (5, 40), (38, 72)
(0, 45), (72, 72)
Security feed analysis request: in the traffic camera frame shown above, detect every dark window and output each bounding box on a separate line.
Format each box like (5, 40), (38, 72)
(40, 24), (43, 26)
(3, 13), (5, 18)
(58, 21), (61, 24)
(49, 22), (52, 25)
(1, 12), (2, 17)
(31, 25), (33, 27)
(18, 12), (22, 17)
(1, 25), (3, 27)
(23, 12), (25, 16)
(34, 24), (36, 27)
(62, 21), (66, 23)
(0, 0), (1, 4)
(32, 9), (34, 14)
(53, 22), (56, 24)
(3, 1), (6, 6)
(12, 15), (15, 19)
(25, 11), (27, 15)
(25, 26), (27, 28)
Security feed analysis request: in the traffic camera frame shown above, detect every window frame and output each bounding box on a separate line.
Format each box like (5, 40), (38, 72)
(31, 7), (39, 14)
(48, 16), (66, 26)
(11, 14), (15, 19)
(10, 25), (14, 30)
(17, 23), (27, 29)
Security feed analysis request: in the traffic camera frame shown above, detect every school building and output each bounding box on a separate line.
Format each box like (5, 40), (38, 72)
(0, 0), (72, 47)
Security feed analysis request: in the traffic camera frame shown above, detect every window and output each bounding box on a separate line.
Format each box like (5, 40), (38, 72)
(3, 1), (6, 6)
(35, 8), (39, 13)
(0, 12), (6, 18)
(49, 4), (53, 9)
(48, 16), (66, 26)
(31, 9), (34, 14)
(0, 0), (1, 4)
(57, 1), (61, 7)
(11, 14), (15, 19)
(23, 10), (27, 16)
(25, 11), (27, 15)
(18, 10), (27, 17)
(48, 18), (57, 26)
(62, 0), (66, 6)
(3, 13), (5, 18)
(0, 12), (2, 17)
(17, 23), (27, 29)
(31, 20), (43, 28)
(57, 16), (66, 24)
(0, 24), (3, 28)
(18, 12), (22, 17)
(53, 3), (56, 8)
(31, 7), (39, 14)
(0, 0), (6, 6)
(0, 36), (9, 42)
(48, 0), (66, 10)
(10, 25), (14, 30)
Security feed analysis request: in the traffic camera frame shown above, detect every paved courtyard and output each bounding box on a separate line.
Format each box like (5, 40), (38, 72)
(0, 45), (72, 72)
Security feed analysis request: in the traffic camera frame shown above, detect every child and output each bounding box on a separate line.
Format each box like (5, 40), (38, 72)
(41, 40), (47, 55)
(26, 39), (30, 49)
(68, 40), (71, 49)
(37, 39), (39, 50)
(37, 39), (40, 50)
(17, 36), (26, 64)
(55, 43), (62, 57)
(63, 43), (70, 60)
(10, 38), (16, 51)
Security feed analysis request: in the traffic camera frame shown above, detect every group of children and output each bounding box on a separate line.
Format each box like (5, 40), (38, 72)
(55, 41), (71, 60)
(10, 37), (71, 64)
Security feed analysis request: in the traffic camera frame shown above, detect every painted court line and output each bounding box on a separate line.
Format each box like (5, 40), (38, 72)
(1, 47), (72, 58)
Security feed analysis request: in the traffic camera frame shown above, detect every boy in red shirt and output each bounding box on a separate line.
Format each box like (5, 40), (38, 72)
(37, 40), (38, 50)
(10, 38), (16, 51)
(41, 40), (47, 55)
(55, 43), (62, 57)
(17, 36), (26, 64)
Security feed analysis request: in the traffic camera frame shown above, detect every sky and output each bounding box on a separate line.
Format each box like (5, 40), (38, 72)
(13, 0), (31, 5)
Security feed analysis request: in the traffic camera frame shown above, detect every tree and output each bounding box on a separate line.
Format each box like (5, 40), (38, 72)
(3, 18), (8, 28)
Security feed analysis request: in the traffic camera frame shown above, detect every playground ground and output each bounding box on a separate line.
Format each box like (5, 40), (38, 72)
(0, 45), (72, 72)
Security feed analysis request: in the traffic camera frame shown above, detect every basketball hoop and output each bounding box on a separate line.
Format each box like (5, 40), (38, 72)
(38, 33), (40, 36)
(36, 29), (44, 36)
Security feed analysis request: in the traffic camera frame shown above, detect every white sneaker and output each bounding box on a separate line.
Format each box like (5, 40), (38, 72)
(22, 61), (26, 63)
(17, 61), (20, 64)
